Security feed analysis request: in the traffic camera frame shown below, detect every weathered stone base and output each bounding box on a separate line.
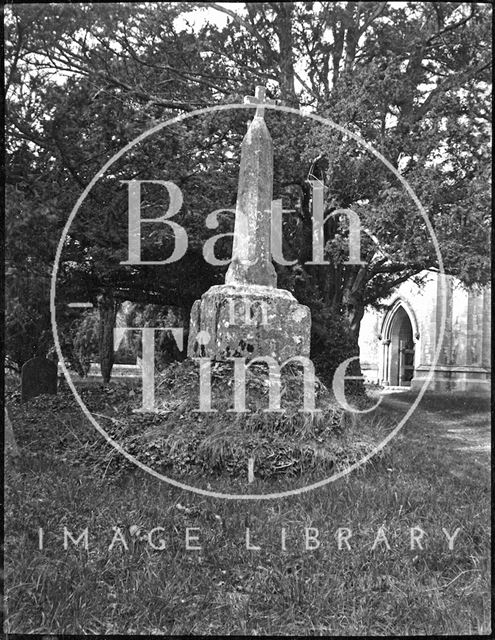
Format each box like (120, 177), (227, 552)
(187, 284), (311, 361)
(411, 365), (491, 394)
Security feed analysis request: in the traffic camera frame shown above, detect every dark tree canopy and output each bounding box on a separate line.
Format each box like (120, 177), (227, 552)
(5, 2), (491, 381)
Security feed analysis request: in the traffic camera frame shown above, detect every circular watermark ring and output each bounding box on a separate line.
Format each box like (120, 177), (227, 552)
(50, 102), (447, 500)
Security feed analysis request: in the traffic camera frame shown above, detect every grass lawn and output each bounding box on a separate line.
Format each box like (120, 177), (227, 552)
(4, 379), (491, 635)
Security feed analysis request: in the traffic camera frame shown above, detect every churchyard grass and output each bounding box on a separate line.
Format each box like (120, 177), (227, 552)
(4, 378), (490, 635)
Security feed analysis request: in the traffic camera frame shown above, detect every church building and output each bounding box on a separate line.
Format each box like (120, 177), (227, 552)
(358, 271), (491, 394)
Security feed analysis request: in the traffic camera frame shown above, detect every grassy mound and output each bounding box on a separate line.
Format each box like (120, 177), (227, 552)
(6, 361), (384, 486)
(98, 359), (383, 482)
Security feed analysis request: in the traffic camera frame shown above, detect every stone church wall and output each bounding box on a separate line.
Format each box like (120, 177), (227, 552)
(359, 271), (491, 393)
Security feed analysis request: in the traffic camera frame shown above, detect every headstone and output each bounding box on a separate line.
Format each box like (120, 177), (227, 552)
(188, 86), (311, 361)
(21, 356), (57, 403)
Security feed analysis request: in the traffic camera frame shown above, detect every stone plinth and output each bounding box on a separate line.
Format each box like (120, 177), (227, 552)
(187, 284), (311, 361)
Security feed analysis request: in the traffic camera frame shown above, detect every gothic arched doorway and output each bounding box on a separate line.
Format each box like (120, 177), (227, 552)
(382, 305), (416, 386)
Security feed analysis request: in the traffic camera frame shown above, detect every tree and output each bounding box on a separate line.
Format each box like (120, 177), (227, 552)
(202, 1), (491, 381)
(5, 2), (491, 385)
(5, 3), (241, 375)
(5, 408), (20, 462)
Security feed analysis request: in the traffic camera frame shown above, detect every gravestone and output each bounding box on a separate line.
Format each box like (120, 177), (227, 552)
(21, 356), (58, 403)
(188, 86), (311, 360)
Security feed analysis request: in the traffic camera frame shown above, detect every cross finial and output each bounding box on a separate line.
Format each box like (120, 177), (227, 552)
(244, 85), (275, 119)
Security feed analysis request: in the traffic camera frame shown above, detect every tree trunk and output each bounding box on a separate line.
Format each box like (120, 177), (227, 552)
(274, 2), (297, 106)
(5, 407), (20, 460)
(343, 302), (365, 390)
(342, 266), (367, 341)
(341, 267), (367, 389)
(98, 291), (118, 385)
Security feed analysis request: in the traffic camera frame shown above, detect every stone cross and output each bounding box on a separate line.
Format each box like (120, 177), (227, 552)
(225, 85), (277, 288)
(187, 85), (311, 361)
(243, 85), (275, 119)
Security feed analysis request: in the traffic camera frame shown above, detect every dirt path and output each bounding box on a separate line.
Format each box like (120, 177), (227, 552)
(378, 392), (491, 477)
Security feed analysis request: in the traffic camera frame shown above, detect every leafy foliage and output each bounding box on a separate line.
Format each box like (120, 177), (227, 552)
(4, 2), (491, 377)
